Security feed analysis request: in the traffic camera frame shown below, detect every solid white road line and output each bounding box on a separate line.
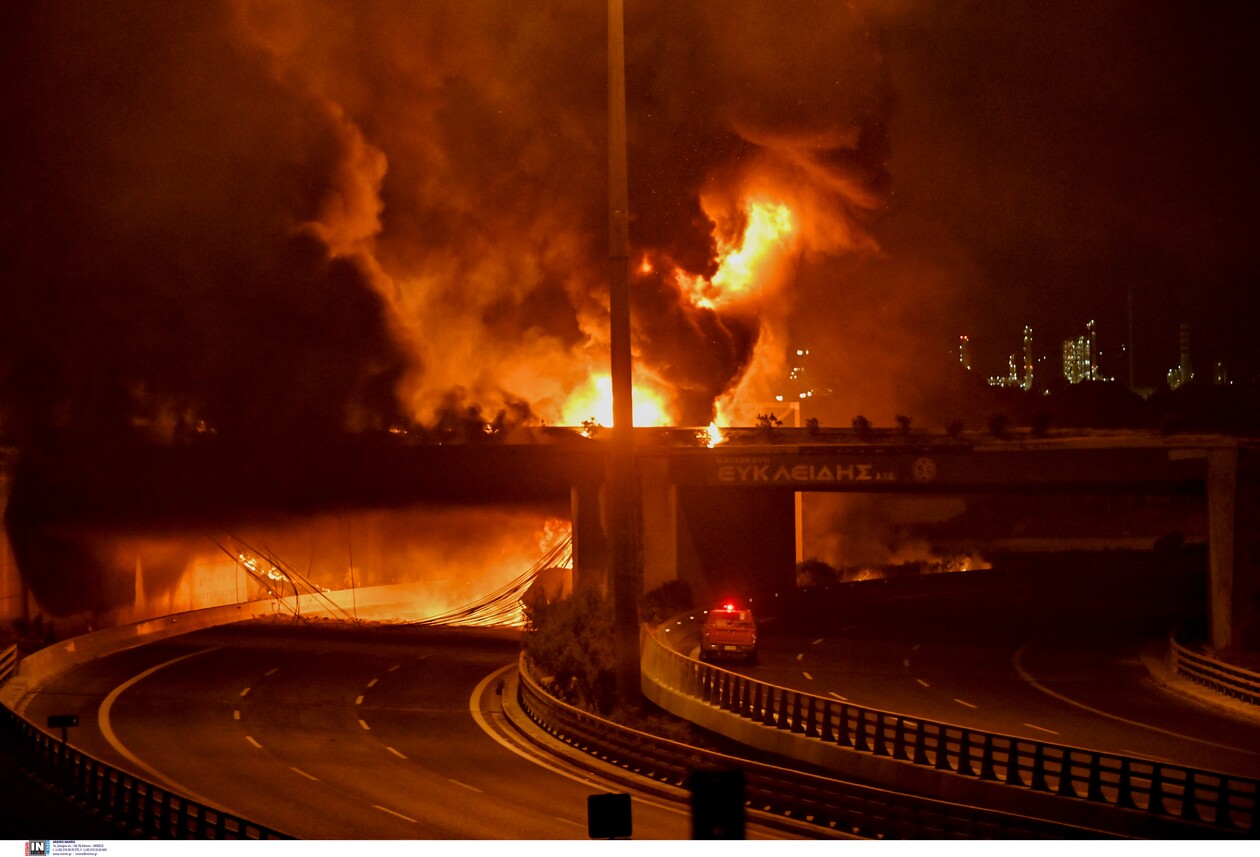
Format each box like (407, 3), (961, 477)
(98, 647), (227, 810)
(828, 691), (848, 702)
(468, 663), (690, 822)
(1012, 643), (1260, 755)
(386, 747), (407, 760)
(1023, 723), (1059, 735)
(289, 766), (318, 781)
(447, 778), (483, 793)
(953, 699), (977, 709)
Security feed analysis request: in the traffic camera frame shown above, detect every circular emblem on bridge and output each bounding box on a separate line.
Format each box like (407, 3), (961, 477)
(912, 457), (938, 482)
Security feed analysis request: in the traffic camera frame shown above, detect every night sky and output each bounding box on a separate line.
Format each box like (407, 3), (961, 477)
(849, 0), (1260, 389)
(0, 1), (1256, 444)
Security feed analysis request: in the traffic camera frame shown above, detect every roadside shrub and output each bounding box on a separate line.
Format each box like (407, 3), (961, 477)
(523, 587), (616, 713)
(640, 580), (694, 625)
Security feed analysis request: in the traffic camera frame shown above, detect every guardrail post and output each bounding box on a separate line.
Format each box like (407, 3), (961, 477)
(891, 717), (909, 761)
(911, 719), (929, 765)
(1116, 757), (1136, 809)
(956, 729), (975, 777)
(1003, 739), (1024, 786)
(1057, 750), (1077, 797)
(872, 712), (890, 756)
(791, 693), (806, 733)
(1181, 774), (1201, 822)
(934, 729), (952, 771)
(978, 733), (997, 781)
(762, 687), (779, 727)
(1147, 766), (1168, 816)
(820, 699), (835, 743)
(853, 707), (870, 752)
(1030, 743), (1049, 791)
(804, 695), (818, 738)
(1087, 752), (1106, 802)
(1212, 777), (1234, 829)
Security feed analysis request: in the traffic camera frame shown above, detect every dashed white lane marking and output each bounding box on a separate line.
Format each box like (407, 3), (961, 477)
(828, 691), (848, 702)
(245, 736), (263, 749)
(233, 710), (240, 720)
(803, 672), (814, 681)
(796, 653), (804, 662)
(552, 816), (585, 828)
(367, 678), (379, 688)
(1024, 723), (1059, 735)
(910, 644), (922, 652)
(954, 699), (978, 709)
(373, 805), (417, 824)
(290, 766), (318, 781)
(1012, 642), (1260, 756)
(386, 747), (407, 760)
(264, 668), (279, 677)
(358, 719), (371, 731)
(812, 638), (824, 646)
(447, 778), (483, 793)
(916, 679), (930, 688)
(355, 695), (364, 706)
(387, 664), (401, 672)
(841, 625), (856, 632)
(239, 687), (251, 698)
(902, 659), (911, 668)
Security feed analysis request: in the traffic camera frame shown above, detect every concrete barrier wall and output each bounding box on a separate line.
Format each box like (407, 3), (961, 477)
(2, 581), (448, 708)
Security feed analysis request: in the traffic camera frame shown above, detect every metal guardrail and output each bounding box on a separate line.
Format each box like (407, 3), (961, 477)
(1169, 632), (1260, 707)
(516, 654), (1112, 839)
(1, 705), (289, 839)
(643, 628), (1259, 836)
(0, 644), (16, 685)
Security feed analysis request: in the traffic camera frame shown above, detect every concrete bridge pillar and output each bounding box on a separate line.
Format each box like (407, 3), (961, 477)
(1207, 447), (1241, 651)
(570, 481), (610, 596)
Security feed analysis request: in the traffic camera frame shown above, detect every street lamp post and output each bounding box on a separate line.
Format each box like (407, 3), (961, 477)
(607, 0), (642, 707)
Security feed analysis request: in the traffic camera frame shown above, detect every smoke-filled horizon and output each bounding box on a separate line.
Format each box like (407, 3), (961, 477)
(0, 1), (894, 447)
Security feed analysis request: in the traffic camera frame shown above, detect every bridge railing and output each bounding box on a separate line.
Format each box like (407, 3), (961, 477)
(642, 625), (1259, 836)
(516, 653), (1113, 839)
(0, 644), (16, 685)
(1, 704), (289, 839)
(1168, 631), (1260, 707)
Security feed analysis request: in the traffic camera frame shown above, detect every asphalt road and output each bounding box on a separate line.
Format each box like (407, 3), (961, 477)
(15, 621), (815, 840)
(676, 566), (1260, 778)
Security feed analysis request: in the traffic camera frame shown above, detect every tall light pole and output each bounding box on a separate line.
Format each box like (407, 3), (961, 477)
(607, 0), (641, 706)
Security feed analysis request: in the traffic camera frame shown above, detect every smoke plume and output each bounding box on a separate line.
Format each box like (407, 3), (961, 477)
(0, 1), (892, 442)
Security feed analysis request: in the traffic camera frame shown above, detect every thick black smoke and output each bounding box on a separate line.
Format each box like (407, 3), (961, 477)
(0, 1), (892, 443)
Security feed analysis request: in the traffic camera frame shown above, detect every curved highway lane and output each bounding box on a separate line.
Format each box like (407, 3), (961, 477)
(676, 568), (1260, 778)
(18, 622), (807, 839)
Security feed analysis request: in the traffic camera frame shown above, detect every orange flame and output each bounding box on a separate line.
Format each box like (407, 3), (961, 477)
(562, 373), (674, 428)
(678, 198), (797, 309)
